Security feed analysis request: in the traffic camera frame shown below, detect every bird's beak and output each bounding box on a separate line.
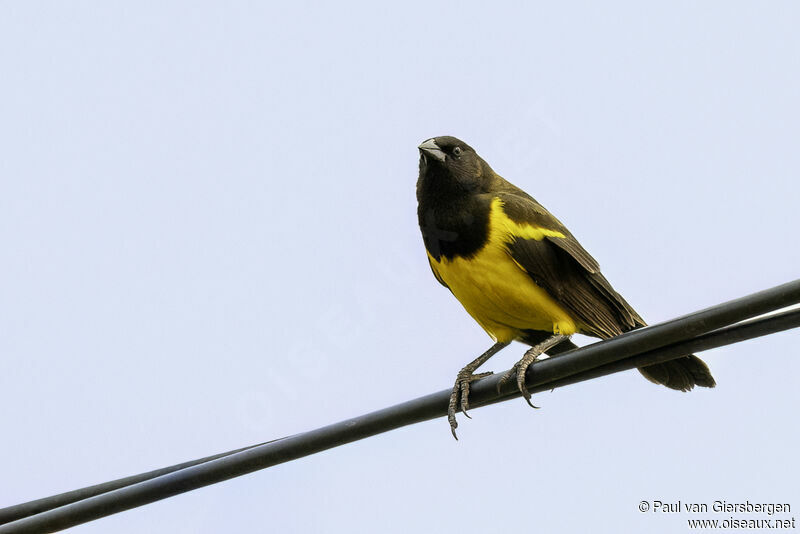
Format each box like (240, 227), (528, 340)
(418, 138), (446, 163)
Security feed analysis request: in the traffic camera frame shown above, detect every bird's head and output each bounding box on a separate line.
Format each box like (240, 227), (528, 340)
(417, 136), (493, 195)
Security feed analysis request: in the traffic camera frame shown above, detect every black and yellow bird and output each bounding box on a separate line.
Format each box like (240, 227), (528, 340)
(417, 136), (715, 438)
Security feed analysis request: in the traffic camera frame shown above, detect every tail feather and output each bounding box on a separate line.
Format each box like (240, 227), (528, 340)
(638, 355), (716, 391)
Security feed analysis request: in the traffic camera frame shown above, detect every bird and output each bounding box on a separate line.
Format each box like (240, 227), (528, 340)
(416, 135), (715, 438)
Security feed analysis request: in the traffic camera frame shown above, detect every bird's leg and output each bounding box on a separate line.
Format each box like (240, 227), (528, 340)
(448, 341), (509, 440)
(498, 335), (570, 408)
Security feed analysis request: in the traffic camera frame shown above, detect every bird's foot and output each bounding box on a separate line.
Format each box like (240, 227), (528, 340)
(446, 341), (509, 439)
(497, 334), (570, 408)
(448, 369), (493, 440)
(498, 350), (544, 408)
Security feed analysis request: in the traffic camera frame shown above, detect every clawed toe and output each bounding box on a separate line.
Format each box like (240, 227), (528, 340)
(445, 342), (510, 439)
(515, 362), (540, 409)
(449, 370), (494, 438)
(497, 366), (516, 394)
(503, 334), (569, 408)
(460, 371), (492, 418)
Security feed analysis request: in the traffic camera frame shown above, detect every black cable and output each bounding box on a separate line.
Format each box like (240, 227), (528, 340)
(1, 280), (798, 533)
(0, 438), (294, 526)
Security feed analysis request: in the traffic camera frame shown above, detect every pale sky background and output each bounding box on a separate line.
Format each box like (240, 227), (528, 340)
(1, 2), (799, 533)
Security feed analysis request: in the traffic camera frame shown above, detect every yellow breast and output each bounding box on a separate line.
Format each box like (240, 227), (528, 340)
(429, 197), (577, 343)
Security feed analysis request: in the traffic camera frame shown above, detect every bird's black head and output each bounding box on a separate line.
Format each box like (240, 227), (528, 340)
(417, 136), (494, 197)
(416, 136), (498, 260)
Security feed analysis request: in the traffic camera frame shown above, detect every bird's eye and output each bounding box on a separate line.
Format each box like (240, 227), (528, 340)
(452, 146), (462, 157)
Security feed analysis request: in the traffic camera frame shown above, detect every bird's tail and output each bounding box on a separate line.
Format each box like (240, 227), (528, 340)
(638, 356), (716, 392)
(523, 331), (716, 391)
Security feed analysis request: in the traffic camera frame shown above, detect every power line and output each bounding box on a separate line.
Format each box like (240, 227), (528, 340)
(0, 438), (293, 527)
(1, 279), (799, 534)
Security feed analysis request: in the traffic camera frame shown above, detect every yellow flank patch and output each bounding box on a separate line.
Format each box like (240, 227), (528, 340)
(429, 197), (577, 343)
(489, 201), (567, 242)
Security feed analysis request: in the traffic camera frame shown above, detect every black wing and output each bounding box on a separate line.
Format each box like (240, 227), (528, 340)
(498, 192), (645, 338)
